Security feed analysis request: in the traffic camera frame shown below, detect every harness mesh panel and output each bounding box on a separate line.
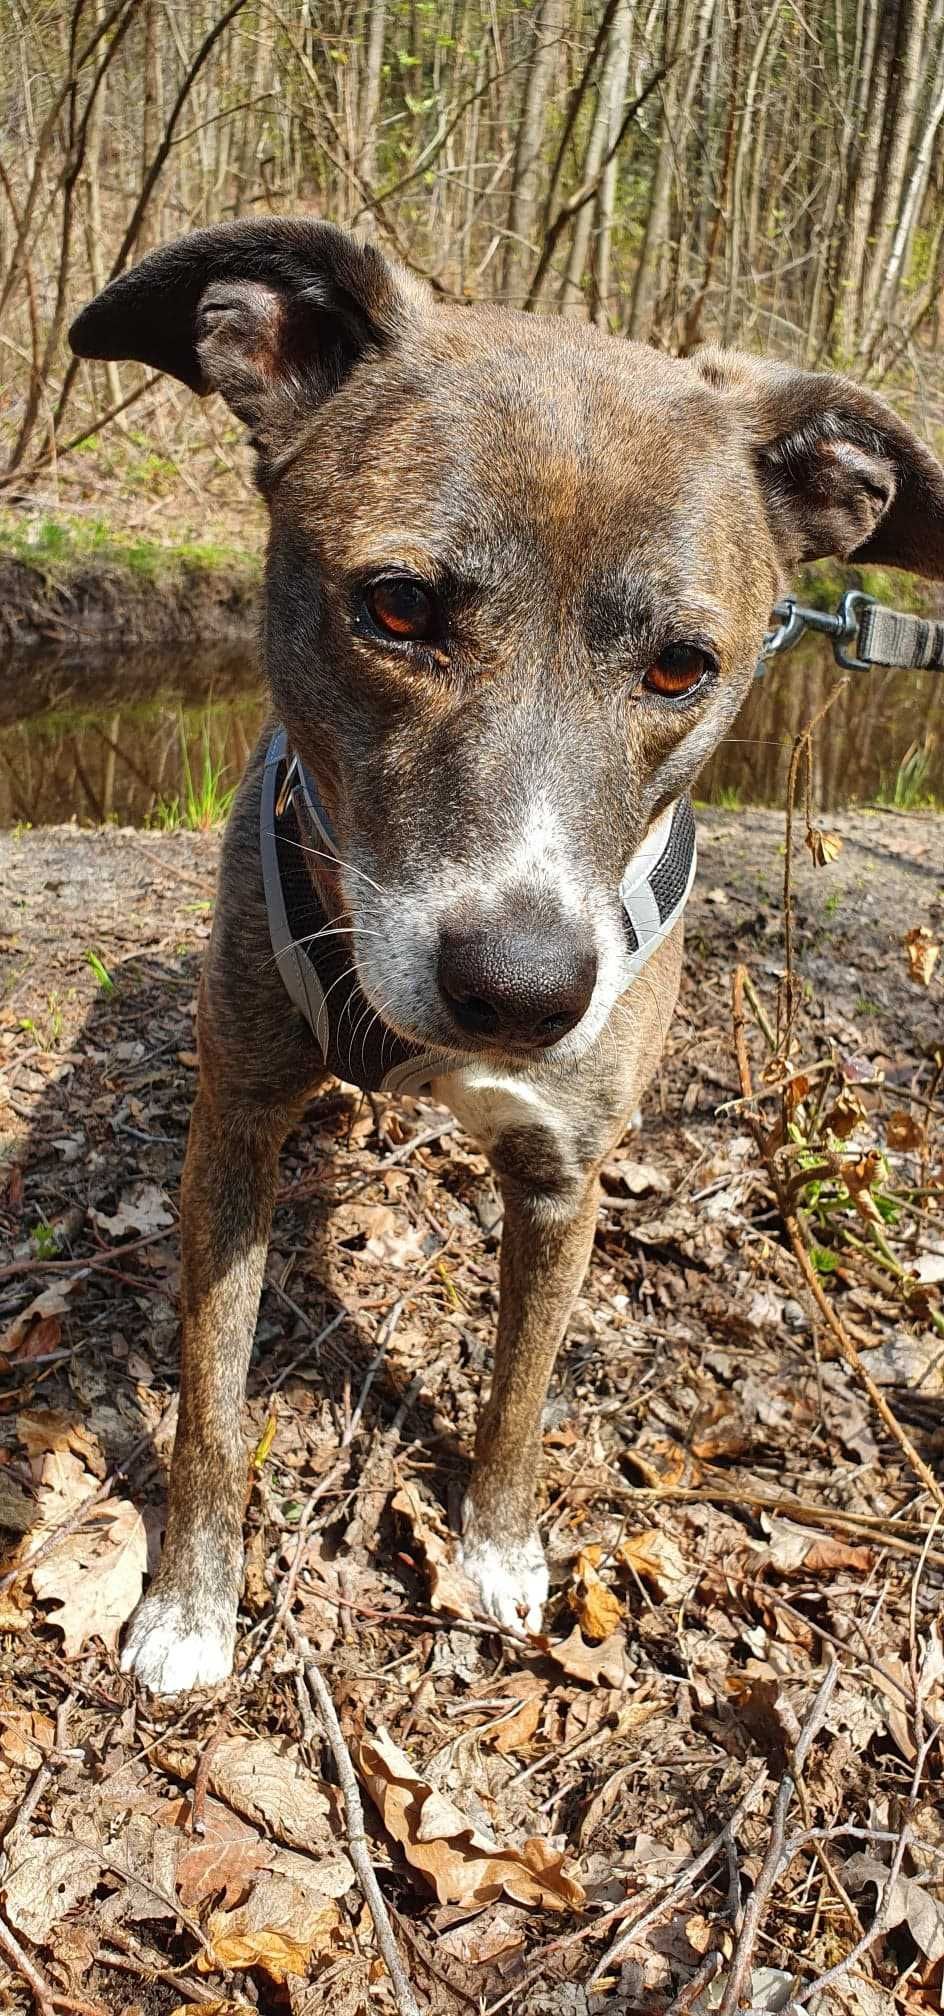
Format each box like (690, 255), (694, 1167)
(649, 798), (696, 925)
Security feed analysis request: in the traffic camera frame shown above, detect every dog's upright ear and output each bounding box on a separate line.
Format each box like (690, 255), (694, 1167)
(69, 219), (427, 458)
(694, 347), (944, 579)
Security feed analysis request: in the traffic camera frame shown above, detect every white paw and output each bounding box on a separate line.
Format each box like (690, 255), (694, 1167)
(120, 1592), (235, 1695)
(459, 1518), (549, 1636)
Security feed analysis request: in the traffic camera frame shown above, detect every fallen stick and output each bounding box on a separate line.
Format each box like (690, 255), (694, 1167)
(716, 1662), (838, 2015)
(286, 1614), (423, 2016)
(484, 1775), (767, 2014)
(787, 1725), (940, 2012)
(0, 1907), (107, 2016)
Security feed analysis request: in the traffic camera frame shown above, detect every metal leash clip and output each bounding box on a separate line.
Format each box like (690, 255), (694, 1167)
(758, 588), (874, 674)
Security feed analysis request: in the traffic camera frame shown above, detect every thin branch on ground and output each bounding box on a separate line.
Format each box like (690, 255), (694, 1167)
(716, 1662), (839, 2015)
(286, 1614), (423, 2016)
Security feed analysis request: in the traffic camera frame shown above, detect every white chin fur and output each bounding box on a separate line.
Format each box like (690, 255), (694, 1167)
(121, 1593), (235, 1695)
(459, 1523), (549, 1636)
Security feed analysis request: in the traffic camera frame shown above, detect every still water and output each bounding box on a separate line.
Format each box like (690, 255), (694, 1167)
(1, 638), (942, 827)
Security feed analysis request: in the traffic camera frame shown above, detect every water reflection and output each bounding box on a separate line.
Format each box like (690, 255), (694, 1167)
(0, 639), (941, 828)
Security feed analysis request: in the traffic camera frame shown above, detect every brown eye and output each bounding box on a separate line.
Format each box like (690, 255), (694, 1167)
(643, 643), (713, 699)
(365, 577), (437, 642)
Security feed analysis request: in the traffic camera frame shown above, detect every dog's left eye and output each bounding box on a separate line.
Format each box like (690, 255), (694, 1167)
(364, 578), (437, 642)
(642, 644), (714, 700)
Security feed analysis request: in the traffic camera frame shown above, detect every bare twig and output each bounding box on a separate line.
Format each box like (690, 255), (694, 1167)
(0, 1908), (107, 2016)
(286, 1615), (423, 2016)
(717, 1663), (839, 2015)
(789, 1726), (941, 2009)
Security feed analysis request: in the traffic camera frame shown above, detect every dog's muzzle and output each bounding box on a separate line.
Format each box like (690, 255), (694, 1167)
(260, 728), (697, 1096)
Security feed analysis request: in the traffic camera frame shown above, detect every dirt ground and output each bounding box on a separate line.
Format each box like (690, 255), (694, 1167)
(0, 806), (942, 2016)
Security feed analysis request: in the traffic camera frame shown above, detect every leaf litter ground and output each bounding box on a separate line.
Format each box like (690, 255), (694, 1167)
(0, 804), (942, 2016)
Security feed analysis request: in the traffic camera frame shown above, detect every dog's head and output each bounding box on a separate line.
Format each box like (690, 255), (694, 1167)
(72, 221), (944, 1064)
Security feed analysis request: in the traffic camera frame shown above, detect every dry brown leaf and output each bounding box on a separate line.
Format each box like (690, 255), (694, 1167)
(886, 1109), (926, 1151)
(762, 1517), (872, 1577)
(570, 1550), (623, 1641)
(31, 1496), (147, 1659)
(91, 1181), (174, 1239)
(545, 1623), (630, 1687)
(824, 1088), (868, 1141)
(197, 1876), (341, 1981)
(169, 2006), (244, 2016)
(391, 1482), (480, 1620)
(491, 1693), (543, 1755)
(163, 1736), (354, 1900)
(904, 924), (940, 987)
(176, 1798), (272, 1912)
(0, 1708), (56, 1769)
(356, 1726), (584, 1914)
(0, 1281), (76, 1358)
(617, 1528), (690, 1604)
(2, 1835), (103, 1941)
(805, 826), (843, 867)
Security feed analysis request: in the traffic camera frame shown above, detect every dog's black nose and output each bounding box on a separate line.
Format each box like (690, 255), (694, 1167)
(437, 921), (597, 1049)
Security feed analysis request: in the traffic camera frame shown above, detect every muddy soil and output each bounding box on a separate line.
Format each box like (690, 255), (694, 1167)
(0, 551), (258, 652)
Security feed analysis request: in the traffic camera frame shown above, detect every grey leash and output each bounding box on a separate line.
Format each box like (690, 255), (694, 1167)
(759, 588), (944, 675)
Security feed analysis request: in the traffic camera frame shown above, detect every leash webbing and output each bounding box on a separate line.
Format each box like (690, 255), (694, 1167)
(759, 589), (944, 674)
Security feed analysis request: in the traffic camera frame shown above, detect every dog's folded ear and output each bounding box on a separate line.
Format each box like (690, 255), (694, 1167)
(694, 347), (944, 579)
(69, 219), (426, 452)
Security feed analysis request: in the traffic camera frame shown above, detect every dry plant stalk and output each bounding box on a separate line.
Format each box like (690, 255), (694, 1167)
(732, 962), (944, 1515)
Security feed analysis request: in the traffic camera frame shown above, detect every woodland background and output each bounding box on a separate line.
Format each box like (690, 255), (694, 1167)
(3, 0), (944, 531)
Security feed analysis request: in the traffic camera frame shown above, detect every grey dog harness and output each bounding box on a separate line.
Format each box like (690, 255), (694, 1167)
(261, 727), (696, 1095)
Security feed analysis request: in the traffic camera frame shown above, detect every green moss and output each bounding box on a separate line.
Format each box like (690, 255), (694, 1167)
(0, 508), (258, 583)
(796, 557), (937, 617)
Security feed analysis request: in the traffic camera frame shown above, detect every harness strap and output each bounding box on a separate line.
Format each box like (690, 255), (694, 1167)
(260, 727), (697, 1095)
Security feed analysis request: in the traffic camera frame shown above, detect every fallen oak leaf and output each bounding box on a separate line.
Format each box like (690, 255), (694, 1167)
(356, 1726), (584, 1913)
(544, 1623), (630, 1687)
(617, 1528), (691, 1604)
(491, 1692), (543, 1756)
(2, 1834), (104, 1942)
(0, 1280), (76, 1358)
(197, 1876), (342, 1982)
(391, 1482), (480, 1621)
(157, 1733), (353, 1895)
(904, 924), (940, 987)
(176, 1797), (272, 1912)
(570, 1549), (623, 1641)
(91, 1181), (174, 1239)
(30, 1494), (147, 1659)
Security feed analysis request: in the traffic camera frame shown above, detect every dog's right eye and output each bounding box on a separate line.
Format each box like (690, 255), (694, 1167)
(363, 577), (437, 643)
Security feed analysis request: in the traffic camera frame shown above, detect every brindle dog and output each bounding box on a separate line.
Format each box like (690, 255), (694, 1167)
(70, 219), (944, 1692)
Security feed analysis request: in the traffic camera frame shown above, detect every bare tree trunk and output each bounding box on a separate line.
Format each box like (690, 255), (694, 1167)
(502, 0), (564, 303)
(359, 0), (386, 230)
(860, 0), (931, 338)
(592, 0), (635, 326)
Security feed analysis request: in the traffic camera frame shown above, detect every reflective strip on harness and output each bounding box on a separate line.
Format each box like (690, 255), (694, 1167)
(261, 730), (332, 1056)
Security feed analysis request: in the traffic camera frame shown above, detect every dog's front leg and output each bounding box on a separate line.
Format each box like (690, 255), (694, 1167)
(460, 1168), (599, 1634)
(121, 1084), (294, 1694)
